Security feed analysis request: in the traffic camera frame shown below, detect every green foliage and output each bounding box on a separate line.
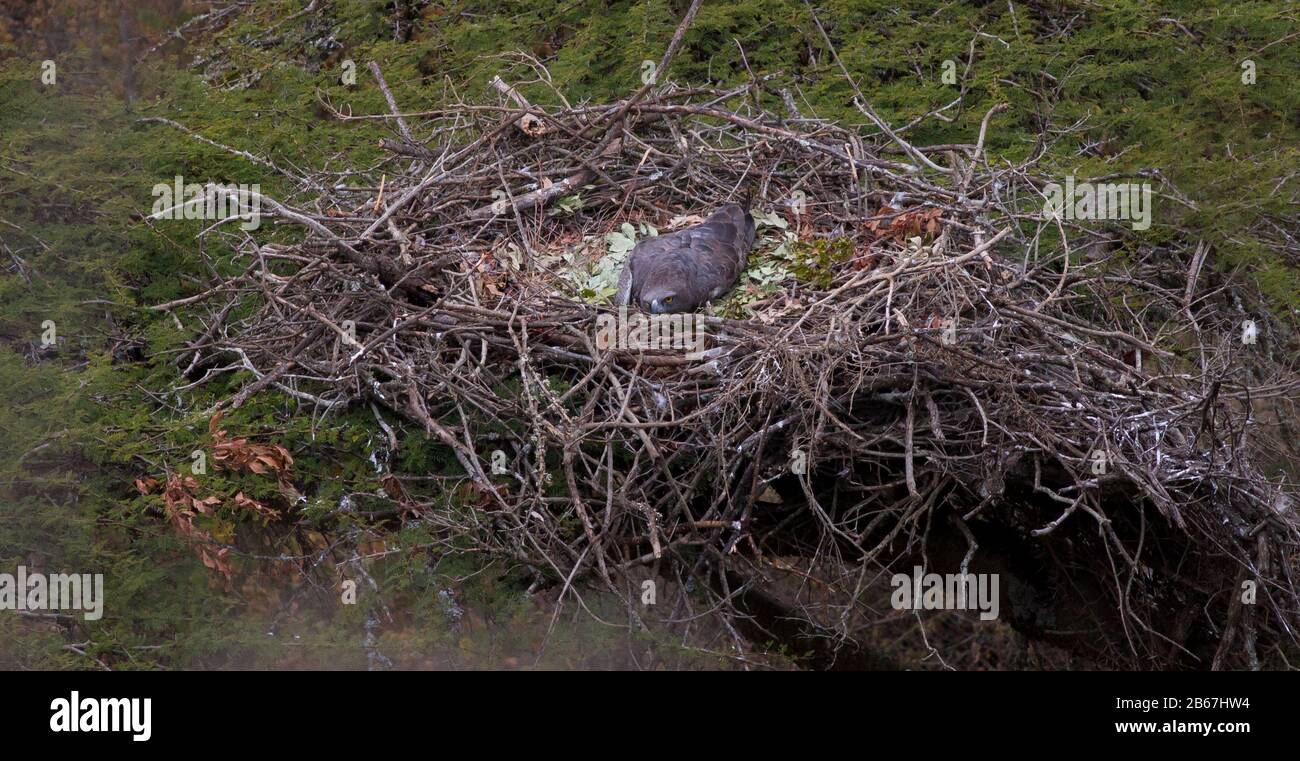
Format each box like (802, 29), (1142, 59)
(552, 220), (659, 303)
(789, 237), (854, 290)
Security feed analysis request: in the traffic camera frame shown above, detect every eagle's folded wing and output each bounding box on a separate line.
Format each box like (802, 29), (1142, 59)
(614, 256), (634, 307)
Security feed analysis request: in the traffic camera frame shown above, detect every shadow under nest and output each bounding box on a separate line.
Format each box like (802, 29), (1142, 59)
(156, 76), (1300, 670)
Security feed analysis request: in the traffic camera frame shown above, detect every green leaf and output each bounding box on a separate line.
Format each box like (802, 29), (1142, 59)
(752, 209), (788, 229)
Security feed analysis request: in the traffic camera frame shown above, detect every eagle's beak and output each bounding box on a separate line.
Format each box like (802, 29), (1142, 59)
(647, 296), (677, 314)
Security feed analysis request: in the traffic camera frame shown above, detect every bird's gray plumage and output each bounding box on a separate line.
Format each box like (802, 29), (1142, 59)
(614, 204), (755, 314)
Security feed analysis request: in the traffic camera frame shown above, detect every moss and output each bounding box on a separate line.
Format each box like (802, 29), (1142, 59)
(790, 237), (854, 289)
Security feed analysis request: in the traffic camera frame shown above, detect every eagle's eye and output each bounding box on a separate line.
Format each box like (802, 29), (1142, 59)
(664, 295), (673, 304)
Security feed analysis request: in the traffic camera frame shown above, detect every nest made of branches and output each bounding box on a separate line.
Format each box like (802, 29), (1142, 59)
(148, 60), (1300, 670)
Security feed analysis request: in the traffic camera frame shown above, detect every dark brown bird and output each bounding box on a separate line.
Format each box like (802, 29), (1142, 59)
(614, 204), (756, 313)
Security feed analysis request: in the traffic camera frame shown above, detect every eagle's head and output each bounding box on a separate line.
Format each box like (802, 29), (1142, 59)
(640, 286), (685, 314)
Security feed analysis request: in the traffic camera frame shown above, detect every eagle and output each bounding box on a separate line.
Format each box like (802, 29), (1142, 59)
(614, 204), (756, 314)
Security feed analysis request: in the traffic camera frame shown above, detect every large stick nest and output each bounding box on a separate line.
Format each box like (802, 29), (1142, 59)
(159, 69), (1299, 669)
